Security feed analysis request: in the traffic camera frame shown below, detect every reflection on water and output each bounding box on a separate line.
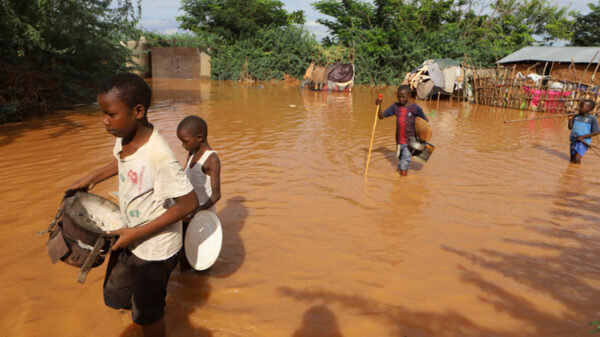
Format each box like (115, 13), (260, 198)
(1, 79), (600, 336)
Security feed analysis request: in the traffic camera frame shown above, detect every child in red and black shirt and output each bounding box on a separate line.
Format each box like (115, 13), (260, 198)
(376, 85), (428, 176)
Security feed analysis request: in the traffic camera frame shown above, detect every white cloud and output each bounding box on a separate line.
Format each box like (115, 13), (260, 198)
(305, 21), (324, 28)
(303, 21), (329, 40)
(140, 19), (173, 28)
(165, 28), (180, 35)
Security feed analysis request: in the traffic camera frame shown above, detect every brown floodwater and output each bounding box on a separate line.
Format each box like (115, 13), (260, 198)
(2, 79), (600, 337)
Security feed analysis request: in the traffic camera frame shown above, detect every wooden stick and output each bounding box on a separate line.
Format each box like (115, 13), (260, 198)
(559, 78), (566, 113)
(583, 51), (598, 83)
(591, 58), (600, 84)
(77, 236), (105, 284)
(526, 62), (540, 73)
(570, 58), (577, 82)
(503, 113), (576, 123)
(364, 94), (383, 176)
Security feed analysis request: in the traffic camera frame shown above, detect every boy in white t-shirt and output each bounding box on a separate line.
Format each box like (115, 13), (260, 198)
(176, 115), (222, 270)
(69, 73), (198, 337)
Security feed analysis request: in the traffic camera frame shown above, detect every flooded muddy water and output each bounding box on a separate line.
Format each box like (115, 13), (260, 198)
(2, 79), (600, 336)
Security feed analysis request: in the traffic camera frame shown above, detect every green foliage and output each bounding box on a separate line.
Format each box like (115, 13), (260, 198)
(312, 0), (574, 84)
(0, 0), (581, 123)
(210, 26), (320, 81)
(571, 1), (600, 46)
(178, 0), (296, 41)
(590, 321), (600, 333)
(0, 0), (140, 122)
(177, 0), (320, 81)
(288, 10), (306, 25)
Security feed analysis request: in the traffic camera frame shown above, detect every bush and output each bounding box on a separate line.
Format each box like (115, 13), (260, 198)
(0, 0), (140, 122)
(210, 26), (322, 81)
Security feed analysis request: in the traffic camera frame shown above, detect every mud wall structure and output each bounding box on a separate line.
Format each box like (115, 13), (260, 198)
(123, 38), (151, 78)
(151, 47), (211, 79)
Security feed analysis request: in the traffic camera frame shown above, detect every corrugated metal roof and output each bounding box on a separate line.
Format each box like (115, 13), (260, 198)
(497, 46), (600, 64)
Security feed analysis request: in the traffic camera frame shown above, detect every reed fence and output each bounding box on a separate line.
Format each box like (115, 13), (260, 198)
(464, 65), (600, 113)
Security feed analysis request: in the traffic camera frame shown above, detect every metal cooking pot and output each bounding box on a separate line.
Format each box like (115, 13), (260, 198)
(45, 191), (123, 283)
(408, 137), (426, 152)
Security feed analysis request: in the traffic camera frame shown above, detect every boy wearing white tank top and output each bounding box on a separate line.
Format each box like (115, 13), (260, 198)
(176, 116), (222, 270)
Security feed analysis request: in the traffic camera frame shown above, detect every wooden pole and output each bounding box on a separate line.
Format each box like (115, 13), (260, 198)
(526, 62), (540, 73)
(364, 94), (383, 176)
(559, 76), (566, 113)
(570, 58), (577, 82)
(536, 62), (548, 112)
(591, 58), (600, 84)
(507, 64), (517, 108)
(582, 51), (598, 83)
(541, 62), (549, 83)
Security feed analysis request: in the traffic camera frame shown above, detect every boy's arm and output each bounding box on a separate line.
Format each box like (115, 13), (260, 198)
(110, 191), (198, 250)
(196, 154), (221, 212)
(378, 102), (394, 120)
(69, 159), (118, 191)
(568, 116), (575, 130)
(576, 117), (600, 141)
(577, 132), (600, 142)
(416, 106), (428, 122)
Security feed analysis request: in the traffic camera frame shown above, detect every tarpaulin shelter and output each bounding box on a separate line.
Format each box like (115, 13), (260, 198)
(403, 59), (463, 99)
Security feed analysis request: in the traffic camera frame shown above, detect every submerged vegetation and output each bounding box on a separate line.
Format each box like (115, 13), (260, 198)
(1, 0), (600, 122)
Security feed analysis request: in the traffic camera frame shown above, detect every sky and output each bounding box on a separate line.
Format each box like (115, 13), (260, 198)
(139, 0), (329, 38)
(139, 0), (595, 38)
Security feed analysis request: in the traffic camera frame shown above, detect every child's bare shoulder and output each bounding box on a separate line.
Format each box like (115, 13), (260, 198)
(206, 151), (220, 165)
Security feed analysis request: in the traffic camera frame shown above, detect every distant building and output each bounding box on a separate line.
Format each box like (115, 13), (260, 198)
(498, 46), (600, 85)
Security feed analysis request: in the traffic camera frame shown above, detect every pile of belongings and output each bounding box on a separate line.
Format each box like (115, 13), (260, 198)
(403, 59), (463, 99)
(302, 63), (355, 92)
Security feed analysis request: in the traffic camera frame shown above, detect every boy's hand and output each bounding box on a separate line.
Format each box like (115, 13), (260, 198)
(109, 228), (140, 251)
(375, 97), (382, 106)
(577, 136), (585, 142)
(183, 213), (194, 223)
(69, 176), (96, 192)
(67, 160), (118, 196)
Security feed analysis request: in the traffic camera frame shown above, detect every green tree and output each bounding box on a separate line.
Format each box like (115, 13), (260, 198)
(0, 0), (140, 122)
(178, 0), (300, 41)
(312, 0), (573, 84)
(210, 25), (320, 81)
(571, 1), (600, 46)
